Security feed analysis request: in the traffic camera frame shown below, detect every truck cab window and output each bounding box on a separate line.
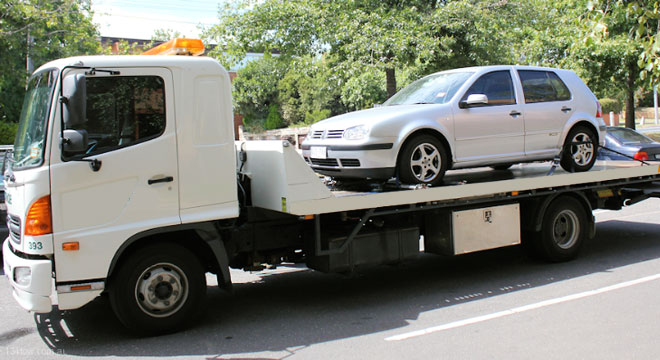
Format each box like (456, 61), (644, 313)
(68, 76), (166, 156)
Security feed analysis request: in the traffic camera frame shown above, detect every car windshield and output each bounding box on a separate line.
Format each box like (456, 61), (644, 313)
(608, 128), (654, 145)
(13, 69), (58, 170)
(384, 71), (474, 105)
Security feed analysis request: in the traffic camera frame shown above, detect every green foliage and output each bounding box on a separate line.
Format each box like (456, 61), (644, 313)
(204, 0), (657, 131)
(0, 0), (101, 124)
(231, 53), (289, 131)
(0, 121), (19, 145)
(304, 109), (331, 125)
(152, 28), (185, 41)
(264, 104), (283, 130)
(340, 68), (387, 111)
(599, 98), (623, 113)
(277, 55), (345, 126)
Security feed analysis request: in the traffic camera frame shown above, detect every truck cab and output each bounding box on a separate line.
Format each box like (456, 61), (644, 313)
(3, 54), (238, 314)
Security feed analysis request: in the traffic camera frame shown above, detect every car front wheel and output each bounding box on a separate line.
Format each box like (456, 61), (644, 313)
(398, 135), (448, 186)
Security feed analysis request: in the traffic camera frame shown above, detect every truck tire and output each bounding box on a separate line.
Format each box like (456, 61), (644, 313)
(398, 134), (448, 186)
(531, 196), (588, 262)
(109, 242), (206, 335)
(560, 126), (597, 173)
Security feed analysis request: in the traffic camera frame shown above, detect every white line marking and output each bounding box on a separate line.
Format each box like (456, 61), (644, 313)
(385, 273), (660, 341)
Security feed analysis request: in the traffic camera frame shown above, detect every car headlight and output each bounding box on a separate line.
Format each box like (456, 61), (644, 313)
(343, 125), (369, 140)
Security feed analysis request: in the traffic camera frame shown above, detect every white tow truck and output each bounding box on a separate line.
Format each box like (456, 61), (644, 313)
(3, 39), (660, 334)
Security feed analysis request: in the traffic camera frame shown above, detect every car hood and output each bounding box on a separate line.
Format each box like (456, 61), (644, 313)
(310, 104), (449, 130)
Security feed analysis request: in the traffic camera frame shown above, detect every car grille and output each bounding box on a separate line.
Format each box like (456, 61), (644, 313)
(309, 130), (344, 139)
(310, 158), (339, 167)
(325, 130), (344, 139)
(306, 158), (361, 168)
(340, 159), (361, 167)
(7, 214), (21, 245)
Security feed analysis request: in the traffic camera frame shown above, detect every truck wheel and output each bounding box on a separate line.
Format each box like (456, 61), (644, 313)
(560, 126), (597, 172)
(398, 135), (448, 186)
(109, 243), (206, 335)
(533, 196), (588, 262)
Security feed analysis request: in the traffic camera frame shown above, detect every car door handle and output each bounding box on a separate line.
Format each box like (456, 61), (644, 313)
(148, 176), (174, 185)
(561, 106), (572, 113)
(509, 111), (521, 117)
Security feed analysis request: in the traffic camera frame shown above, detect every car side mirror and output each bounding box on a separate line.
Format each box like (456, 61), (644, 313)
(62, 129), (89, 155)
(62, 73), (87, 127)
(459, 94), (489, 108)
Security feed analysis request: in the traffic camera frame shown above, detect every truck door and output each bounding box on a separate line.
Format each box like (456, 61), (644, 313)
(49, 68), (181, 283)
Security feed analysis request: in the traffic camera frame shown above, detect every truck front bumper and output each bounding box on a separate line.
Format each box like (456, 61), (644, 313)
(2, 238), (53, 313)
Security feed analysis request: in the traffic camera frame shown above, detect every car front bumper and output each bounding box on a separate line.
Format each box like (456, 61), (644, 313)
(301, 143), (397, 179)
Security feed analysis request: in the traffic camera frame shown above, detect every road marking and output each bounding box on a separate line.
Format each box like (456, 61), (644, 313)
(385, 272), (660, 341)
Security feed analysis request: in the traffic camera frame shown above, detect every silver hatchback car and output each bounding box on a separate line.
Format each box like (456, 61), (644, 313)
(302, 65), (607, 185)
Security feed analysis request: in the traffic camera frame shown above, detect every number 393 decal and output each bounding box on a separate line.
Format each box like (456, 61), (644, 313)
(28, 241), (43, 251)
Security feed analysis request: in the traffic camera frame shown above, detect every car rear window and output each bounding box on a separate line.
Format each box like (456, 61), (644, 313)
(518, 70), (571, 103)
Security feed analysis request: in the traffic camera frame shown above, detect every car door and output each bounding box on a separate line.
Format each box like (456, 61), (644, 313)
(453, 70), (525, 164)
(517, 70), (574, 157)
(49, 67), (180, 282)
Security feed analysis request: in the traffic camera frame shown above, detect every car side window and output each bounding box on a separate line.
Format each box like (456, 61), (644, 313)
(66, 76), (166, 156)
(518, 70), (571, 103)
(461, 71), (516, 106)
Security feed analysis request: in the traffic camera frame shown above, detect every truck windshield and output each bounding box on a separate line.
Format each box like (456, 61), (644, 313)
(13, 69), (58, 170)
(384, 71), (474, 105)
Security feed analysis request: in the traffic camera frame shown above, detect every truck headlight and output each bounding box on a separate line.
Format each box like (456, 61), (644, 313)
(343, 125), (369, 140)
(14, 267), (31, 286)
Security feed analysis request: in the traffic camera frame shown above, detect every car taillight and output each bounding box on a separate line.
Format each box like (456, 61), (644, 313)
(596, 101), (602, 118)
(633, 152), (649, 161)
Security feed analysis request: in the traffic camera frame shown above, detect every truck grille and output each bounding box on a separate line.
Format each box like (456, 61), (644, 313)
(7, 214), (21, 245)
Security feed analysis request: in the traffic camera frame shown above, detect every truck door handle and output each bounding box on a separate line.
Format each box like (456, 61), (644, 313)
(148, 176), (174, 185)
(509, 111), (521, 117)
(561, 106), (572, 113)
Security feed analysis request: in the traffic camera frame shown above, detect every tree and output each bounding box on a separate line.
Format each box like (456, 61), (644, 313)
(152, 28), (185, 41)
(0, 0), (100, 126)
(206, 0), (441, 98)
(584, 0), (647, 129)
(231, 53), (289, 131)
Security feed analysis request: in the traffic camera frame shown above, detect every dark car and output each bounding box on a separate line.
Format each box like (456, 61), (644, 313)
(597, 127), (660, 161)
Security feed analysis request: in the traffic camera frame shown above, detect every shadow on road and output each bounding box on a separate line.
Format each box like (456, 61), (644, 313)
(33, 220), (660, 359)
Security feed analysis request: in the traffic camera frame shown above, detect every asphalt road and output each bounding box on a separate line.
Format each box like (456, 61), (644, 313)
(2, 198), (660, 359)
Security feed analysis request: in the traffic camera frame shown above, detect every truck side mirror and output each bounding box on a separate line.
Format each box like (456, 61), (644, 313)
(62, 73), (87, 127)
(62, 129), (89, 155)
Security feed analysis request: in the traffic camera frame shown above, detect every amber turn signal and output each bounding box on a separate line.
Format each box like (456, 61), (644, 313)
(25, 196), (52, 236)
(62, 242), (79, 251)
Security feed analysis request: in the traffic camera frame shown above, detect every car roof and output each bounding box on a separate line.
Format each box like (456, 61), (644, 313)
(433, 65), (573, 76)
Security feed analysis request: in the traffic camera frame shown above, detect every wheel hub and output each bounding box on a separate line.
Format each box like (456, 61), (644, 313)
(570, 133), (594, 166)
(410, 143), (441, 182)
(552, 210), (580, 249)
(135, 263), (189, 318)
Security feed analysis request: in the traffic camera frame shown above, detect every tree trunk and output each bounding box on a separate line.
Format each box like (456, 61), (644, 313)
(386, 68), (396, 99)
(625, 61), (635, 130)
